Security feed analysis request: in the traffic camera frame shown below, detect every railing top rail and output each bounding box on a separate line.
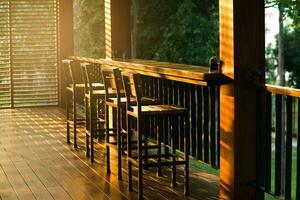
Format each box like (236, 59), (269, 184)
(265, 84), (300, 98)
(69, 56), (229, 86)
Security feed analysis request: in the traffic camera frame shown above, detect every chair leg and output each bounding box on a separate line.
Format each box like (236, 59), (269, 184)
(137, 116), (143, 199)
(144, 118), (149, 170)
(66, 91), (70, 144)
(184, 114), (190, 196)
(97, 100), (102, 141)
(127, 115), (133, 191)
(157, 116), (162, 177)
(73, 92), (77, 149)
(117, 106), (122, 180)
(121, 108), (126, 155)
(85, 97), (90, 157)
(171, 116), (177, 188)
(90, 97), (95, 162)
(106, 105), (111, 174)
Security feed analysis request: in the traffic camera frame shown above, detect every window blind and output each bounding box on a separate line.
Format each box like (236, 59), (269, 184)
(0, 0), (58, 108)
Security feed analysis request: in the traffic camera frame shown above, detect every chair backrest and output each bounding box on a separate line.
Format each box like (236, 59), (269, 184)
(80, 62), (90, 95)
(62, 59), (73, 86)
(101, 66), (117, 101)
(80, 62), (102, 94)
(122, 72), (142, 110)
(68, 60), (83, 85)
(112, 68), (125, 98)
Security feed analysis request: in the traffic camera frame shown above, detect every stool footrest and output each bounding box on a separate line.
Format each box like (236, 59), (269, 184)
(128, 157), (186, 168)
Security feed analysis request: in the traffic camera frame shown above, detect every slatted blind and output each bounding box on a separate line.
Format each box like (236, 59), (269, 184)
(0, 0), (58, 108)
(0, 1), (11, 108)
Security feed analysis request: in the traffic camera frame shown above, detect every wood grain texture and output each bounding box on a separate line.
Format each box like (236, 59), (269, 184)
(70, 56), (228, 85)
(266, 84), (300, 98)
(219, 0), (265, 199)
(0, 107), (220, 200)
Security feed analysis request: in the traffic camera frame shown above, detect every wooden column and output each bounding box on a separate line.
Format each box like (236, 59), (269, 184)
(58, 0), (74, 107)
(219, 0), (265, 199)
(104, 0), (131, 59)
(104, 0), (131, 128)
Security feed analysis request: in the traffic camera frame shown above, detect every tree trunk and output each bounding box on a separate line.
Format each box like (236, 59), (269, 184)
(278, 6), (286, 196)
(131, 0), (138, 59)
(278, 9), (285, 86)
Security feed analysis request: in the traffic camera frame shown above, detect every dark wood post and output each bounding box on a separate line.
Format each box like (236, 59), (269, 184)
(104, 0), (131, 59)
(219, 0), (265, 199)
(104, 0), (131, 129)
(58, 0), (74, 107)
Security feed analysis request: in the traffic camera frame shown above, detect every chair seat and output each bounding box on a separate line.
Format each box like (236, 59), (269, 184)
(107, 96), (159, 106)
(128, 104), (188, 117)
(85, 89), (106, 97)
(67, 83), (104, 92)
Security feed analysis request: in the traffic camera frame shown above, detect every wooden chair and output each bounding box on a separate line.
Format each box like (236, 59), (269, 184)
(102, 67), (159, 180)
(102, 67), (126, 180)
(123, 73), (190, 199)
(80, 62), (105, 162)
(62, 59), (85, 148)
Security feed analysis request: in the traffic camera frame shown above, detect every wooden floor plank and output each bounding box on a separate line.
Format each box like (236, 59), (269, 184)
(0, 164), (19, 200)
(0, 107), (220, 200)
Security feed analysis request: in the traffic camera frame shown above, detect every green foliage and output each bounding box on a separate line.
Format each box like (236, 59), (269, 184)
(265, 0), (299, 28)
(284, 28), (300, 86)
(265, 43), (278, 84)
(137, 0), (219, 66)
(74, 0), (105, 58)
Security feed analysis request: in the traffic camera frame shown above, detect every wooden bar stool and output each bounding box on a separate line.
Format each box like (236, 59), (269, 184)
(102, 67), (159, 180)
(62, 59), (85, 148)
(80, 62), (105, 162)
(102, 67), (125, 180)
(123, 73), (190, 199)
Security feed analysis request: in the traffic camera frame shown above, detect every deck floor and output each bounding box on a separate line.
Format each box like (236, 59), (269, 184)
(0, 107), (220, 200)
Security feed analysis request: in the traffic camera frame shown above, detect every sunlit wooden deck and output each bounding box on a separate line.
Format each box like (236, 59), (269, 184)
(0, 107), (220, 200)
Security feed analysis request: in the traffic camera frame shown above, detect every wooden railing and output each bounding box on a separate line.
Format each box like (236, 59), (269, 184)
(256, 84), (300, 200)
(67, 56), (224, 169)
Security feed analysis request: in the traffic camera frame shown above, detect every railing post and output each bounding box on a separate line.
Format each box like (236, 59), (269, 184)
(104, 0), (131, 59)
(219, 0), (265, 199)
(58, 0), (74, 108)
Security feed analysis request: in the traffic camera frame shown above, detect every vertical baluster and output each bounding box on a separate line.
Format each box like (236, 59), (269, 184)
(265, 91), (272, 192)
(217, 85), (220, 168)
(203, 86), (209, 163)
(191, 84), (196, 157)
(197, 85), (203, 160)
(210, 85), (216, 167)
(185, 83), (190, 155)
(168, 80), (173, 148)
(285, 96), (292, 200)
(150, 77), (154, 139)
(275, 94), (282, 196)
(180, 83), (185, 151)
(163, 79), (169, 149)
(174, 82), (179, 150)
(297, 98), (300, 200)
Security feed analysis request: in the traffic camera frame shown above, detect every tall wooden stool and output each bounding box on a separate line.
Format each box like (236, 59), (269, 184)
(62, 59), (85, 148)
(80, 62), (105, 162)
(123, 73), (190, 199)
(102, 67), (126, 180)
(102, 67), (159, 180)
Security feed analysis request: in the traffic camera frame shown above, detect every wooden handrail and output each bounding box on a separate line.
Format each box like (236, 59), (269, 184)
(69, 56), (230, 86)
(265, 84), (300, 98)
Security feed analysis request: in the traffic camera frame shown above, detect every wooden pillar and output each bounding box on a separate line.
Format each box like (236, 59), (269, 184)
(104, 0), (131, 128)
(104, 0), (131, 59)
(219, 0), (265, 199)
(58, 0), (74, 107)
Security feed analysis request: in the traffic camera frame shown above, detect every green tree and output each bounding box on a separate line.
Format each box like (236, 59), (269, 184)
(137, 0), (219, 66)
(284, 28), (300, 87)
(74, 0), (105, 58)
